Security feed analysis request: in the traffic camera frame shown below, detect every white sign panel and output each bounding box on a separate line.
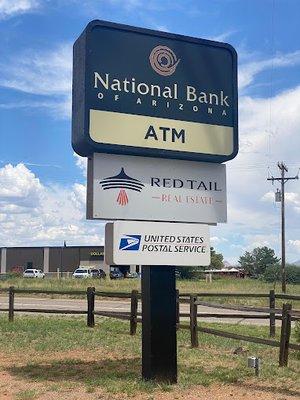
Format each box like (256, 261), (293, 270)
(105, 221), (210, 266)
(87, 153), (226, 224)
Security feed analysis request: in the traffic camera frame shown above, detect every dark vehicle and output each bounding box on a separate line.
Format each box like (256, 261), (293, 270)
(110, 270), (124, 279)
(99, 268), (106, 278)
(90, 268), (106, 278)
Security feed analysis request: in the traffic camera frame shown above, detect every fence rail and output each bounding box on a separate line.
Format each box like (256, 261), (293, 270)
(194, 300), (284, 314)
(0, 286), (299, 366)
(179, 323), (281, 347)
(179, 292), (300, 300)
(14, 288), (87, 295)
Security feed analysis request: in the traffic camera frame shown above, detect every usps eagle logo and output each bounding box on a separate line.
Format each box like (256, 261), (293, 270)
(99, 168), (144, 206)
(119, 235), (141, 251)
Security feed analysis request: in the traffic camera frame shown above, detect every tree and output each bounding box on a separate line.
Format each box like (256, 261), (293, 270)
(176, 266), (198, 279)
(263, 264), (300, 285)
(210, 247), (224, 269)
(262, 264), (281, 288)
(238, 246), (279, 277)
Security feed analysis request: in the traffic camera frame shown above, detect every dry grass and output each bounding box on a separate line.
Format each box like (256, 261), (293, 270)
(0, 315), (299, 399)
(0, 277), (299, 308)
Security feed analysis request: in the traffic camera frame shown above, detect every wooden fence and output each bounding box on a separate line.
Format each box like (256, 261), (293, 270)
(1, 287), (299, 367)
(179, 293), (300, 367)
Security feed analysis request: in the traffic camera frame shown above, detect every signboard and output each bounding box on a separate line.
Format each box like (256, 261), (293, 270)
(72, 19), (238, 385)
(72, 20), (238, 163)
(87, 153), (226, 223)
(105, 221), (210, 266)
(90, 251), (104, 257)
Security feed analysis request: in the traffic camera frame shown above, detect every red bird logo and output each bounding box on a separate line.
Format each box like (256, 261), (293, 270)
(99, 168), (144, 206)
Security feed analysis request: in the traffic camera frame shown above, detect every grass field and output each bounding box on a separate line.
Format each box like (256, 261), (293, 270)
(0, 276), (299, 307)
(0, 315), (299, 399)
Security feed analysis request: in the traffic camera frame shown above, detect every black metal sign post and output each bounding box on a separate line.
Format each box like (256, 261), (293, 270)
(142, 265), (177, 383)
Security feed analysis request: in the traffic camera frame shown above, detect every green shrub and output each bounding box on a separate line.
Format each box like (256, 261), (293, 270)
(176, 266), (200, 280)
(263, 264), (300, 284)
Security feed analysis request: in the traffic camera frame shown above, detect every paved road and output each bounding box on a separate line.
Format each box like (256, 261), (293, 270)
(0, 296), (280, 326)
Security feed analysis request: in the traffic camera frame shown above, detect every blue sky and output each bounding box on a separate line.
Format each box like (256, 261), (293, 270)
(0, 0), (300, 263)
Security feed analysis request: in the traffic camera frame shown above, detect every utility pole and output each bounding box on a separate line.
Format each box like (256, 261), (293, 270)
(60, 241), (67, 279)
(267, 162), (299, 293)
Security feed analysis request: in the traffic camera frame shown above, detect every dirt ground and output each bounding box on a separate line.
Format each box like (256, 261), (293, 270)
(0, 375), (298, 400)
(0, 350), (298, 400)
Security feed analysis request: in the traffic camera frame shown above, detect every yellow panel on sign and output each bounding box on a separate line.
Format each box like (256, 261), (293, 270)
(89, 109), (233, 155)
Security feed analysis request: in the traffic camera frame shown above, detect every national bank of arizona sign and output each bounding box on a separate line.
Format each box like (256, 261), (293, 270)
(72, 20), (238, 163)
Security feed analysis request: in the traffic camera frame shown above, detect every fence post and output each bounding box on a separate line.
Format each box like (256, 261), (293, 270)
(279, 303), (292, 367)
(8, 286), (14, 322)
(176, 289), (179, 330)
(87, 287), (95, 327)
(269, 289), (276, 337)
(130, 290), (138, 335)
(190, 294), (198, 348)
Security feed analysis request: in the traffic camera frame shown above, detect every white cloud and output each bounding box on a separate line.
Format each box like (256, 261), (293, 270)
(261, 191), (276, 203)
(0, 43), (72, 118)
(237, 85), (300, 158)
(0, 0), (40, 19)
(209, 30), (237, 42)
(153, 25), (169, 32)
(239, 50), (300, 90)
(213, 82), (300, 262)
(244, 234), (280, 250)
(211, 236), (228, 244)
(285, 192), (300, 206)
(0, 43), (71, 96)
(288, 240), (300, 251)
(74, 153), (88, 177)
(0, 163), (104, 247)
(0, 163), (42, 205)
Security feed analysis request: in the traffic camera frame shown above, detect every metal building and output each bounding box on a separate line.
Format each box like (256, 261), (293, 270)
(0, 246), (137, 276)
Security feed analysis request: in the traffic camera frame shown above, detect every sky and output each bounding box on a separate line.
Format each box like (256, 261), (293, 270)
(0, 0), (300, 264)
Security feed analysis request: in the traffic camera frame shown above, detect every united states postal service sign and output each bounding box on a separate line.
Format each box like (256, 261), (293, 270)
(87, 153), (227, 224)
(105, 221), (211, 266)
(72, 20), (238, 163)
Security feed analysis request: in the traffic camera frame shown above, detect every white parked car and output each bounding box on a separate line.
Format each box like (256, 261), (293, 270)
(23, 269), (45, 279)
(72, 268), (92, 279)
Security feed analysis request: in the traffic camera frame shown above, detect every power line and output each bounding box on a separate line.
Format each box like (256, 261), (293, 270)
(267, 162), (299, 293)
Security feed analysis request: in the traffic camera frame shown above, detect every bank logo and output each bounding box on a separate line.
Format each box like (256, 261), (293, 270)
(149, 45), (180, 76)
(119, 235), (141, 251)
(99, 168), (144, 206)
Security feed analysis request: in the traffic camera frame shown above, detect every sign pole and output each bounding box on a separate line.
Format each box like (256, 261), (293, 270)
(141, 265), (177, 383)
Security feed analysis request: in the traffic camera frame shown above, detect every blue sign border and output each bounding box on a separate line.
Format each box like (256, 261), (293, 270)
(72, 20), (238, 163)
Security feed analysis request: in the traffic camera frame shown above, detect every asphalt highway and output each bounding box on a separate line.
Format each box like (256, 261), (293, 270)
(0, 296), (281, 326)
